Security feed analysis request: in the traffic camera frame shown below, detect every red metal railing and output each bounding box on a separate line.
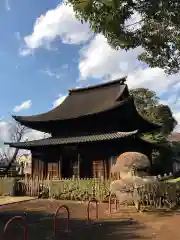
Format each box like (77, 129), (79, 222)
(109, 193), (118, 214)
(53, 204), (70, 238)
(87, 199), (99, 221)
(4, 215), (28, 240)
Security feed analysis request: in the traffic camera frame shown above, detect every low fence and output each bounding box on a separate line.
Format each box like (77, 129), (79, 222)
(15, 177), (43, 197)
(1, 176), (180, 210)
(0, 177), (16, 196)
(12, 177), (111, 202)
(134, 181), (180, 210)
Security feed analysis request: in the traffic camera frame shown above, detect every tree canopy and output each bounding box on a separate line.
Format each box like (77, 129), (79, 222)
(131, 88), (177, 142)
(66, 0), (180, 74)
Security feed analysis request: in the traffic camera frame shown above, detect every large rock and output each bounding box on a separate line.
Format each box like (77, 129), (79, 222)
(110, 152), (157, 206)
(112, 152), (150, 174)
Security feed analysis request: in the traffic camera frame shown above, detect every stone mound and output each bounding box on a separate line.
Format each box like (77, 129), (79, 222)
(110, 152), (155, 206)
(111, 152), (150, 174)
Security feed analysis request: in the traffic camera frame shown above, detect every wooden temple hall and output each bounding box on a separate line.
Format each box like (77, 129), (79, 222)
(6, 78), (162, 179)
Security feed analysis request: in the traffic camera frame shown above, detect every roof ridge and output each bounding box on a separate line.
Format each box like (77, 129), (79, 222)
(68, 77), (127, 94)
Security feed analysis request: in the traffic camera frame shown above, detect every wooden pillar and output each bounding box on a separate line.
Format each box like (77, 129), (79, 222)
(77, 153), (80, 178)
(31, 151), (39, 179)
(100, 160), (104, 179)
(104, 159), (107, 179)
(109, 156), (113, 179)
(43, 162), (48, 180)
(34, 159), (38, 179)
(39, 159), (44, 180)
(31, 154), (34, 178)
(58, 156), (62, 179)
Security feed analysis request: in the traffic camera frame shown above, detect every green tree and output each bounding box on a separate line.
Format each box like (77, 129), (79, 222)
(130, 88), (177, 142)
(66, 0), (180, 74)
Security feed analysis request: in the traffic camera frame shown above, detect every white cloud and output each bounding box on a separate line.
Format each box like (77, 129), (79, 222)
(23, 130), (50, 142)
(5, 0), (10, 11)
(0, 120), (12, 163)
(174, 112), (180, 132)
(78, 33), (180, 131)
(0, 120), (47, 144)
(40, 68), (63, 80)
(20, 48), (33, 57)
(0, 119), (50, 163)
(20, 1), (92, 55)
(13, 100), (32, 113)
(79, 34), (144, 81)
(52, 94), (67, 108)
(78, 33), (180, 94)
(0, 121), (10, 143)
(127, 67), (173, 94)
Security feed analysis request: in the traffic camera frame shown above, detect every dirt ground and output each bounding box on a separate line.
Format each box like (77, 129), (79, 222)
(0, 199), (180, 240)
(0, 196), (35, 205)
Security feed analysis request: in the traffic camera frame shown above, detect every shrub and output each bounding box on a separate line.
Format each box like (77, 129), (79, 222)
(48, 178), (110, 202)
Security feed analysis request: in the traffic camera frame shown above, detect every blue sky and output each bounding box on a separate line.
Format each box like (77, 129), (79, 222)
(0, 0), (180, 142)
(0, 0), (85, 117)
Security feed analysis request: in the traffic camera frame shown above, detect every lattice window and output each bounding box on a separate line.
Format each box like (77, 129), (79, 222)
(109, 156), (119, 180)
(48, 163), (58, 179)
(72, 161), (79, 178)
(93, 160), (104, 178)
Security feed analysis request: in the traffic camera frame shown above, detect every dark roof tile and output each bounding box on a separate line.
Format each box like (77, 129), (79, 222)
(13, 77), (127, 122)
(6, 130), (138, 149)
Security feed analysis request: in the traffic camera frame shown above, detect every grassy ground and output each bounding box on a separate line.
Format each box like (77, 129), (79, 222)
(168, 177), (180, 183)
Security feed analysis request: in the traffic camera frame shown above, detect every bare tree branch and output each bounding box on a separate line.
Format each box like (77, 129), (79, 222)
(0, 118), (29, 174)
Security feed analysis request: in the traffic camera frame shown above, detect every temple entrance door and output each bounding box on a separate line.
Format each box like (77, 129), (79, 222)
(61, 155), (72, 178)
(80, 155), (92, 178)
(61, 152), (78, 178)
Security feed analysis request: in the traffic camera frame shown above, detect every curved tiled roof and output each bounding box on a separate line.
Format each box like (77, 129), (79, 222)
(13, 77), (127, 123)
(12, 77), (162, 134)
(5, 130), (138, 149)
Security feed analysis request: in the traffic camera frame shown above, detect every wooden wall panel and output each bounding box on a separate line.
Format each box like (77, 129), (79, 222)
(38, 159), (44, 179)
(32, 157), (39, 178)
(92, 160), (105, 178)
